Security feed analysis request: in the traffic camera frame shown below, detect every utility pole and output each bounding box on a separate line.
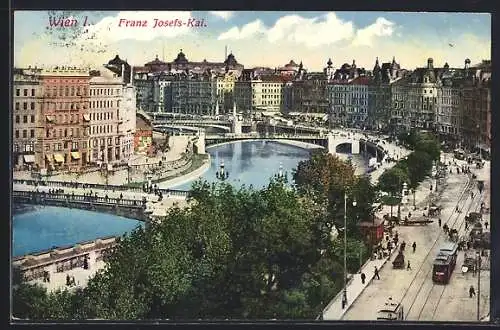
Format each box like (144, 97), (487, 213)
(477, 250), (481, 321)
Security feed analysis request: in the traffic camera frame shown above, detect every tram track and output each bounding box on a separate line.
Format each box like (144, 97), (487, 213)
(424, 190), (485, 321)
(400, 173), (474, 320)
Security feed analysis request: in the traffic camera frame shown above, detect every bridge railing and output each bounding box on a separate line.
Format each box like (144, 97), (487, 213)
(13, 179), (191, 198)
(12, 190), (147, 208)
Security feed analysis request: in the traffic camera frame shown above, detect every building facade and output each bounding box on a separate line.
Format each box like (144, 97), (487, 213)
(89, 73), (123, 166)
(171, 73), (217, 115)
(13, 68), (44, 170)
(39, 67), (91, 172)
(119, 84), (137, 161)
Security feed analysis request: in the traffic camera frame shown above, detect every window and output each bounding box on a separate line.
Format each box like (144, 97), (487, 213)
(31, 115), (35, 123)
(16, 89), (20, 96)
(64, 129), (67, 137)
(65, 87), (69, 96)
(22, 130), (27, 138)
(30, 129), (35, 138)
(71, 86), (75, 96)
(23, 115), (27, 123)
(23, 102), (27, 110)
(23, 89), (28, 96)
(15, 102), (19, 110)
(46, 129), (50, 138)
(72, 142), (78, 150)
(31, 89), (35, 96)
(15, 130), (19, 138)
(31, 102), (35, 110)
(15, 115), (19, 123)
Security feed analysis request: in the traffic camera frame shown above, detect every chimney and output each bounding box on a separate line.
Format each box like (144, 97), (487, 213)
(121, 64), (125, 83)
(130, 66), (134, 86)
(427, 58), (434, 69)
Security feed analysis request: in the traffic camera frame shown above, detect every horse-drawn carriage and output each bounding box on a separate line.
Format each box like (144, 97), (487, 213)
(448, 228), (459, 242)
(428, 205), (442, 217)
(466, 212), (482, 224)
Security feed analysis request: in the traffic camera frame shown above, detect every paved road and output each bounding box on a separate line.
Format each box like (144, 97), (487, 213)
(343, 160), (490, 322)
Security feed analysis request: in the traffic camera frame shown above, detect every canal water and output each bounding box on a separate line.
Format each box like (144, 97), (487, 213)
(167, 141), (369, 190)
(12, 140), (369, 257)
(12, 206), (144, 257)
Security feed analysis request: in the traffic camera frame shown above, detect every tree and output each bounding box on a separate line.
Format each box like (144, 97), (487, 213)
(13, 178), (364, 320)
(406, 151), (433, 184)
(414, 138), (440, 161)
(377, 167), (409, 195)
(293, 150), (359, 228)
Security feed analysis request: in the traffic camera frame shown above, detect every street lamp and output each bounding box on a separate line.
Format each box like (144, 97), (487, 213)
(215, 160), (229, 181)
(476, 250), (481, 321)
(342, 192), (357, 309)
(411, 188), (416, 210)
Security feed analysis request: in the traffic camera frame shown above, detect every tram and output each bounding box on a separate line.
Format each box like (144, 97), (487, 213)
(432, 242), (459, 284)
(439, 242), (459, 268)
(377, 297), (404, 320)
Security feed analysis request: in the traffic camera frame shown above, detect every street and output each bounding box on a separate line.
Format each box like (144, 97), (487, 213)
(343, 159), (490, 322)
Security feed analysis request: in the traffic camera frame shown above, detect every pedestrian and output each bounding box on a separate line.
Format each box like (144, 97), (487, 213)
(455, 205), (459, 212)
(438, 218), (442, 227)
(471, 192), (474, 199)
(408, 212), (412, 219)
(361, 272), (366, 285)
(120, 193), (123, 199)
(407, 260), (411, 271)
(469, 285), (476, 298)
(412, 242), (417, 253)
(465, 221), (469, 230)
(66, 274), (71, 286)
(374, 266), (380, 280)
(485, 222), (488, 230)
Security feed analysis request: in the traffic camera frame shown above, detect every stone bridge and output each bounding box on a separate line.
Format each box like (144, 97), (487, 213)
(202, 131), (391, 160)
(12, 190), (150, 221)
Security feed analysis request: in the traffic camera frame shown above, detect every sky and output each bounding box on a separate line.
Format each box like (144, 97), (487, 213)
(13, 11), (491, 71)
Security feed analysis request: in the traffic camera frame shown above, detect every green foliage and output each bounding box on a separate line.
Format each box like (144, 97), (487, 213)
(377, 167), (409, 194)
(14, 178), (363, 320)
(406, 151), (433, 186)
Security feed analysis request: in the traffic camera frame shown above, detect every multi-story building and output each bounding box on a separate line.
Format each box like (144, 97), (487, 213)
(39, 67), (91, 172)
(436, 63), (462, 144)
(368, 57), (404, 131)
(171, 73), (217, 115)
(133, 72), (155, 112)
(326, 61), (369, 127)
(88, 71), (123, 166)
(250, 75), (288, 114)
(461, 59), (491, 151)
(119, 84), (137, 161)
(13, 68), (44, 170)
(234, 79), (252, 117)
(327, 76), (370, 127)
(216, 72), (238, 115)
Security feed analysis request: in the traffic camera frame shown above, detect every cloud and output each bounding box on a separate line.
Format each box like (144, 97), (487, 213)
(209, 11), (233, 20)
(218, 19), (266, 40)
(218, 13), (395, 48)
(351, 17), (395, 47)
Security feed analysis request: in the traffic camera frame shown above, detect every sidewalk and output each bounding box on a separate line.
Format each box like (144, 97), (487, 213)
(322, 247), (398, 320)
(322, 159), (436, 320)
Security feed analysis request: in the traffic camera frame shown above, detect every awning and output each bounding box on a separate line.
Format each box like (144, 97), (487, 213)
(23, 155), (35, 163)
(83, 114), (91, 121)
(71, 152), (80, 160)
(53, 154), (64, 163)
(45, 154), (53, 162)
(46, 115), (55, 122)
